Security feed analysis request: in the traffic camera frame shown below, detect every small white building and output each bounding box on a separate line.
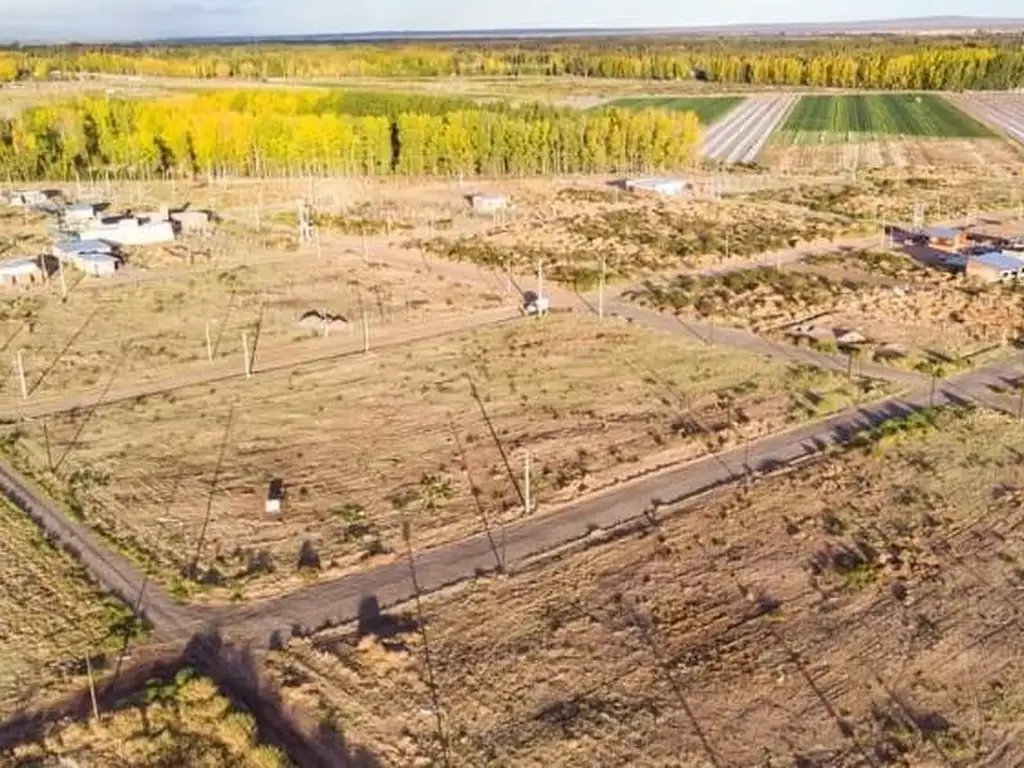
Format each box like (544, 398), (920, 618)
(6, 189), (55, 207)
(0, 257), (44, 286)
(469, 194), (509, 215)
(64, 202), (101, 223)
(624, 178), (690, 196)
(53, 239), (114, 260)
(170, 209), (214, 233)
(80, 218), (175, 246)
(74, 252), (121, 277)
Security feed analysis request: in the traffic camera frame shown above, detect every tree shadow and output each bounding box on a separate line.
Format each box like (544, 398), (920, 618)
(0, 629), (382, 768)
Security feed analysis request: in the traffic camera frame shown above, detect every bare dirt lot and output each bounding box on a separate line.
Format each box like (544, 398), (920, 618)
(268, 406), (1024, 767)
(761, 137), (1023, 172)
(0, 228), (507, 404)
(627, 247), (1024, 366)
(0, 496), (143, 720)
(3, 313), (883, 603)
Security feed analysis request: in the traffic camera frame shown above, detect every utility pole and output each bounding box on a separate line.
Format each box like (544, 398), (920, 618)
(598, 253), (606, 320)
(242, 332), (251, 378)
(524, 451), (532, 515)
(361, 305), (369, 354)
(42, 418), (53, 471)
(15, 350), (26, 400)
(58, 257), (67, 301)
(536, 259), (544, 302)
(86, 654), (99, 723)
(361, 229), (368, 263)
(205, 321), (214, 363)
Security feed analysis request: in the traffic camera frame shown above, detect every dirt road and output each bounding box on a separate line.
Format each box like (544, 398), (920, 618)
(213, 357), (1024, 645)
(0, 305), (521, 420)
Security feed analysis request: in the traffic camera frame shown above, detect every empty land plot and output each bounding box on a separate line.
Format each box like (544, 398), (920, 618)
(8, 314), (878, 603)
(736, 169), (1024, 226)
(779, 94), (994, 143)
(0, 496), (144, 719)
(414, 195), (850, 287)
(270, 407), (1024, 767)
(604, 96), (743, 124)
(5, 667), (290, 766)
(0, 247), (504, 405)
(626, 249), (1024, 364)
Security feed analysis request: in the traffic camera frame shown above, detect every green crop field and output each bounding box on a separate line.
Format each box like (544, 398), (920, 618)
(605, 96), (743, 124)
(779, 94), (994, 144)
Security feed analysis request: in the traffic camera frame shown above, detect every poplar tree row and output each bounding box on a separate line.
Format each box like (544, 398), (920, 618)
(2, 39), (1024, 89)
(0, 91), (701, 180)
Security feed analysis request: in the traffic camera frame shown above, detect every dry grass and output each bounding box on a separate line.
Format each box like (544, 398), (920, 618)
(761, 137), (1024, 173)
(6, 667), (289, 767)
(738, 166), (1024, 224)
(415, 194), (852, 287)
(628, 249), (1024, 363)
(0, 230), (506, 403)
(0, 495), (144, 719)
(268, 407), (1024, 767)
(7, 313), (880, 602)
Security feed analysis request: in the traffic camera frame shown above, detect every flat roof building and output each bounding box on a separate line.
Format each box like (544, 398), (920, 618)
(966, 251), (1024, 282)
(0, 257), (44, 286)
(469, 194), (509, 215)
(624, 178), (690, 196)
(923, 226), (967, 251)
(64, 202), (101, 222)
(80, 218), (175, 246)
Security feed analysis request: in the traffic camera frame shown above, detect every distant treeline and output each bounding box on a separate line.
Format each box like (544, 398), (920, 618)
(0, 90), (701, 180)
(2, 37), (1024, 89)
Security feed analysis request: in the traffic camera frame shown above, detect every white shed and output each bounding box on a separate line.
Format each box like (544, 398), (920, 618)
(74, 252), (121, 277)
(470, 194), (509, 215)
(624, 178), (690, 197)
(266, 479), (284, 516)
(53, 239), (114, 260)
(0, 258), (44, 286)
(6, 189), (52, 207)
(64, 202), (101, 223)
(170, 209), (213, 232)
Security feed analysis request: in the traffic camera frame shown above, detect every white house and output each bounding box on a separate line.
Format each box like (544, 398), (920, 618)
(0, 258), (44, 286)
(170, 209), (214, 233)
(75, 253), (121, 277)
(624, 178), (690, 196)
(64, 202), (101, 223)
(80, 218), (175, 246)
(6, 189), (55, 207)
(469, 194), (509, 215)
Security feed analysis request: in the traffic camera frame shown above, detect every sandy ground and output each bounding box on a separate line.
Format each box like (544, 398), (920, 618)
(10, 313), (875, 603)
(269, 407), (1024, 767)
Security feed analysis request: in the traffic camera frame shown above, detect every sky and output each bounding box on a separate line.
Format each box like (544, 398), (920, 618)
(0, 0), (1022, 43)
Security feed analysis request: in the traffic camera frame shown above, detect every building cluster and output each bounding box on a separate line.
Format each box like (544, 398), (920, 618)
(909, 224), (1024, 283)
(0, 188), (214, 287)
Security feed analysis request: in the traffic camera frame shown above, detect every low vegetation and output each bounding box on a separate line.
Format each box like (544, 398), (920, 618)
(6, 667), (288, 766)
(9, 315), (877, 602)
(779, 94), (994, 142)
(413, 199), (848, 286)
(0, 496), (147, 718)
(605, 96), (743, 124)
(626, 248), (1024, 362)
(269, 407), (1016, 766)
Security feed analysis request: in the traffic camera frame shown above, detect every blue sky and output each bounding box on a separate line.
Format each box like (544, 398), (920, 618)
(0, 0), (1022, 42)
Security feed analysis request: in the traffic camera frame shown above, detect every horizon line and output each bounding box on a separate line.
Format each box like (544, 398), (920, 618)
(5, 14), (1024, 47)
